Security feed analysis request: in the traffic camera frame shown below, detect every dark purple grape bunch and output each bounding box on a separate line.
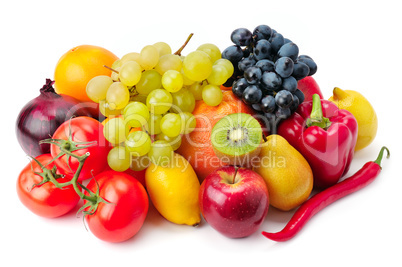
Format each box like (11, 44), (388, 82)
(222, 25), (317, 132)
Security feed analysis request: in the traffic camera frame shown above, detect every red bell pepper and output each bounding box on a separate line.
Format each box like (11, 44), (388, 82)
(278, 94), (358, 188)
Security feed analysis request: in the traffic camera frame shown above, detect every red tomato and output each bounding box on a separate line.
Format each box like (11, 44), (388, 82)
(84, 170), (149, 243)
(51, 116), (111, 181)
(16, 154), (80, 218)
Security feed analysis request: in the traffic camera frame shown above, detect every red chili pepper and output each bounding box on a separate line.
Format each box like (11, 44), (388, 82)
(278, 94), (358, 188)
(262, 146), (390, 242)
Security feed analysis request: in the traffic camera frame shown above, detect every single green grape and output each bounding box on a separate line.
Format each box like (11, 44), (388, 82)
(99, 100), (122, 117)
(103, 117), (129, 145)
(156, 132), (182, 151)
(146, 89), (173, 115)
(207, 64), (229, 85)
(106, 82), (130, 110)
(180, 111), (196, 134)
(182, 50), (212, 82)
(153, 42), (172, 57)
(170, 87), (195, 113)
(136, 69), (162, 95)
(162, 70), (184, 93)
(129, 94), (147, 104)
(160, 113), (183, 137)
(86, 75), (114, 103)
(155, 54), (182, 75)
(202, 84), (223, 106)
(144, 113), (162, 135)
(148, 140), (173, 166)
(111, 67), (120, 81)
(139, 45), (159, 70)
(119, 61), (142, 87)
(188, 81), (205, 100)
(160, 113), (182, 137)
(111, 59), (122, 69)
(125, 131), (151, 156)
(214, 58), (234, 78)
(107, 146), (131, 172)
(120, 52), (141, 66)
(123, 101), (150, 128)
(197, 43), (221, 63)
(180, 68), (194, 86)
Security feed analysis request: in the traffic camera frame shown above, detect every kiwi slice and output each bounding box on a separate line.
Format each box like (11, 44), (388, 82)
(211, 113), (262, 167)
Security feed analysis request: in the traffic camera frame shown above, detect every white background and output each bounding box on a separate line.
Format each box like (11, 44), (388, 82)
(1, 0), (401, 266)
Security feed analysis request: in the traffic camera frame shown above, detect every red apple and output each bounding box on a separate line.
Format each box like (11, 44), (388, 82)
(297, 76), (324, 102)
(199, 166), (269, 238)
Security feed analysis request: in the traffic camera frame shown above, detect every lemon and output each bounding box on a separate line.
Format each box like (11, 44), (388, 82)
(145, 153), (201, 226)
(329, 87), (378, 151)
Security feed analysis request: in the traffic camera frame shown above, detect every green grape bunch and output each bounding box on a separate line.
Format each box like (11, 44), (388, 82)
(85, 34), (233, 171)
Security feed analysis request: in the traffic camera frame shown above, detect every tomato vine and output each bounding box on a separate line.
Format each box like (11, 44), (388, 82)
(36, 120), (112, 217)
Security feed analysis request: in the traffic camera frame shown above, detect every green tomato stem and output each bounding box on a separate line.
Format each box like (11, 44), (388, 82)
(59, 149), (98, 203)
(38, 118), (109, 214)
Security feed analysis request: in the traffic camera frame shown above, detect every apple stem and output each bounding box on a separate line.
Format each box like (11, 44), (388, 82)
(233, 166), (239, 184)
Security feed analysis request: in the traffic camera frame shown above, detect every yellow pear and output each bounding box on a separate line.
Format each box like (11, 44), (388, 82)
(254, 135), (313, 211)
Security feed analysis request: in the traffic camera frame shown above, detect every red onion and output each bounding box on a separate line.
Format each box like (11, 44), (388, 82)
(16, 79), (97, 157)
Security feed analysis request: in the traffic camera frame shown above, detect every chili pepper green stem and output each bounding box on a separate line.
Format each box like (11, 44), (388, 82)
(306, 94), (332, 129)
(374, 146), (390, 168)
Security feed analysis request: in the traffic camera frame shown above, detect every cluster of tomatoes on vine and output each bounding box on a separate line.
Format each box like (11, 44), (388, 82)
(17, 116), (149, 243)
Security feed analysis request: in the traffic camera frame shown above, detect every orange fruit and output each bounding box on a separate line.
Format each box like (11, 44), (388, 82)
(220, 84), (232, 91)
(54, 45), (119, 102)
(177, 91), (256, 182)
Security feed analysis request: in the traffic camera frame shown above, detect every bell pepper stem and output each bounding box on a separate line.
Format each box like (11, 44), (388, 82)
(306, 94), (332, 129)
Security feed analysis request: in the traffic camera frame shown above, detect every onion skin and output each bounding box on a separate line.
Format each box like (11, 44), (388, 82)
(16, 79), (96, 157)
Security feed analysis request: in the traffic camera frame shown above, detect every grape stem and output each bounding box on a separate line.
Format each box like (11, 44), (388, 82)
(103, 65), (119, 74)
(128, 86), (139, 98)
(174, 33), (194, 56)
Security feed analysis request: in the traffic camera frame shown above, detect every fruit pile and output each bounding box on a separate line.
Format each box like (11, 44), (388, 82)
(221, 25), (317, 132)
(15, 24), (385, 243)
